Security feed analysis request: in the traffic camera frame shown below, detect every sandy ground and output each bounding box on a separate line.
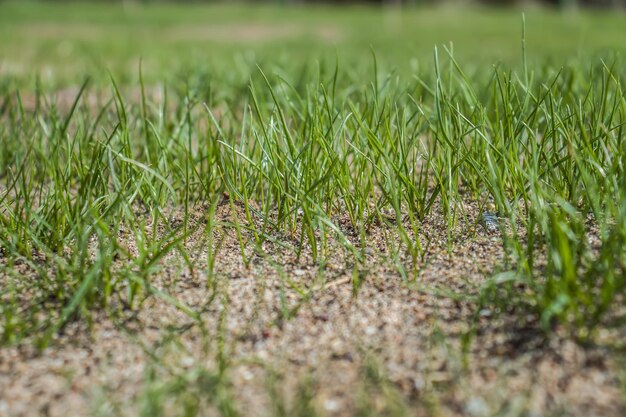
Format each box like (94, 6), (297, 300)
(1, 202), (625, 417)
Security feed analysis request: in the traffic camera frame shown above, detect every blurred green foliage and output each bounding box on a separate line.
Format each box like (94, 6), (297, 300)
(1, 1), (625, 87)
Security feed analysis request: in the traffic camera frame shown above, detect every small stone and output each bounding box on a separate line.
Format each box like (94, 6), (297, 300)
(481, 211), (499, 233)
(465, 397), (489, 417)
(364, 326), (377, 336)
(180, 356), (194, 367)
(413, 377), (426, 391)
(240, 367), (254, 381)
(323, 398), (340, 412)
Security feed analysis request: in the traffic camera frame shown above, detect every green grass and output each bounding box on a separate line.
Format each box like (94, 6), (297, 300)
(1, 2), (626, 415)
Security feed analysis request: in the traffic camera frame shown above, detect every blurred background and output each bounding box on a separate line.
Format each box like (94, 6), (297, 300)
(0, 0), (624, 87)
(18, 0), (626, 8)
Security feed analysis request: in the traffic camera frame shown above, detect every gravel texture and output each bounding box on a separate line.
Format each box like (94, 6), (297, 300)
(1, 202), (624, 417)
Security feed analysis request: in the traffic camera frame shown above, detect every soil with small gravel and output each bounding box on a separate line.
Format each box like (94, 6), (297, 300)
(1, 201), (625, 417)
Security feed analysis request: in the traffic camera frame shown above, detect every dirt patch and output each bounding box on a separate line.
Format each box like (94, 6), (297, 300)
(14, 23), (106, 41)
(0, 202), (625, 417)
(0, 85), (178, 121)
(12, 22), (344, 44)
(168, 23), (343, 43)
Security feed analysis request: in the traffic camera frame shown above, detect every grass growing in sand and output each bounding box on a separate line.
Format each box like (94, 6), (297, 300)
(1, 2), (626, 416)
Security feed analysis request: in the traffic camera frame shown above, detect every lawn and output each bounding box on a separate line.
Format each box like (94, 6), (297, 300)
(1, 2), (626, 417)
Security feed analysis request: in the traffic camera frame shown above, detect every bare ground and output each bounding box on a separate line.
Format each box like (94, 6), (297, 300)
(9, 22), (343, 44)
(1, 201), (625, 417)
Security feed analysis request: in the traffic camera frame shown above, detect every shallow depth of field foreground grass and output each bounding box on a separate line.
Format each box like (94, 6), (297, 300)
(1, 2), (626, 417)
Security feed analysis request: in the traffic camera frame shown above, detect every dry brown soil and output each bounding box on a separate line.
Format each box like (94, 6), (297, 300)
(1, 201), (625, 417)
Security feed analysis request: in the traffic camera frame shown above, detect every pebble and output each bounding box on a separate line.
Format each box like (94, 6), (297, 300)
(364, 326), (377, 336)
(465, 396), (490, 417)
(323, 398), (340, 412)
(240, 367), (254, 381)
(180, 356), (194, 368)
(481, 211), (499, 233)
(413, 377), (426, 391)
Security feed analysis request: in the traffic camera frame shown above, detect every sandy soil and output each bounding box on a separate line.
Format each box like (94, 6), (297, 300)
(1, 202), (624, 417)
(10, 22), (343, 44)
